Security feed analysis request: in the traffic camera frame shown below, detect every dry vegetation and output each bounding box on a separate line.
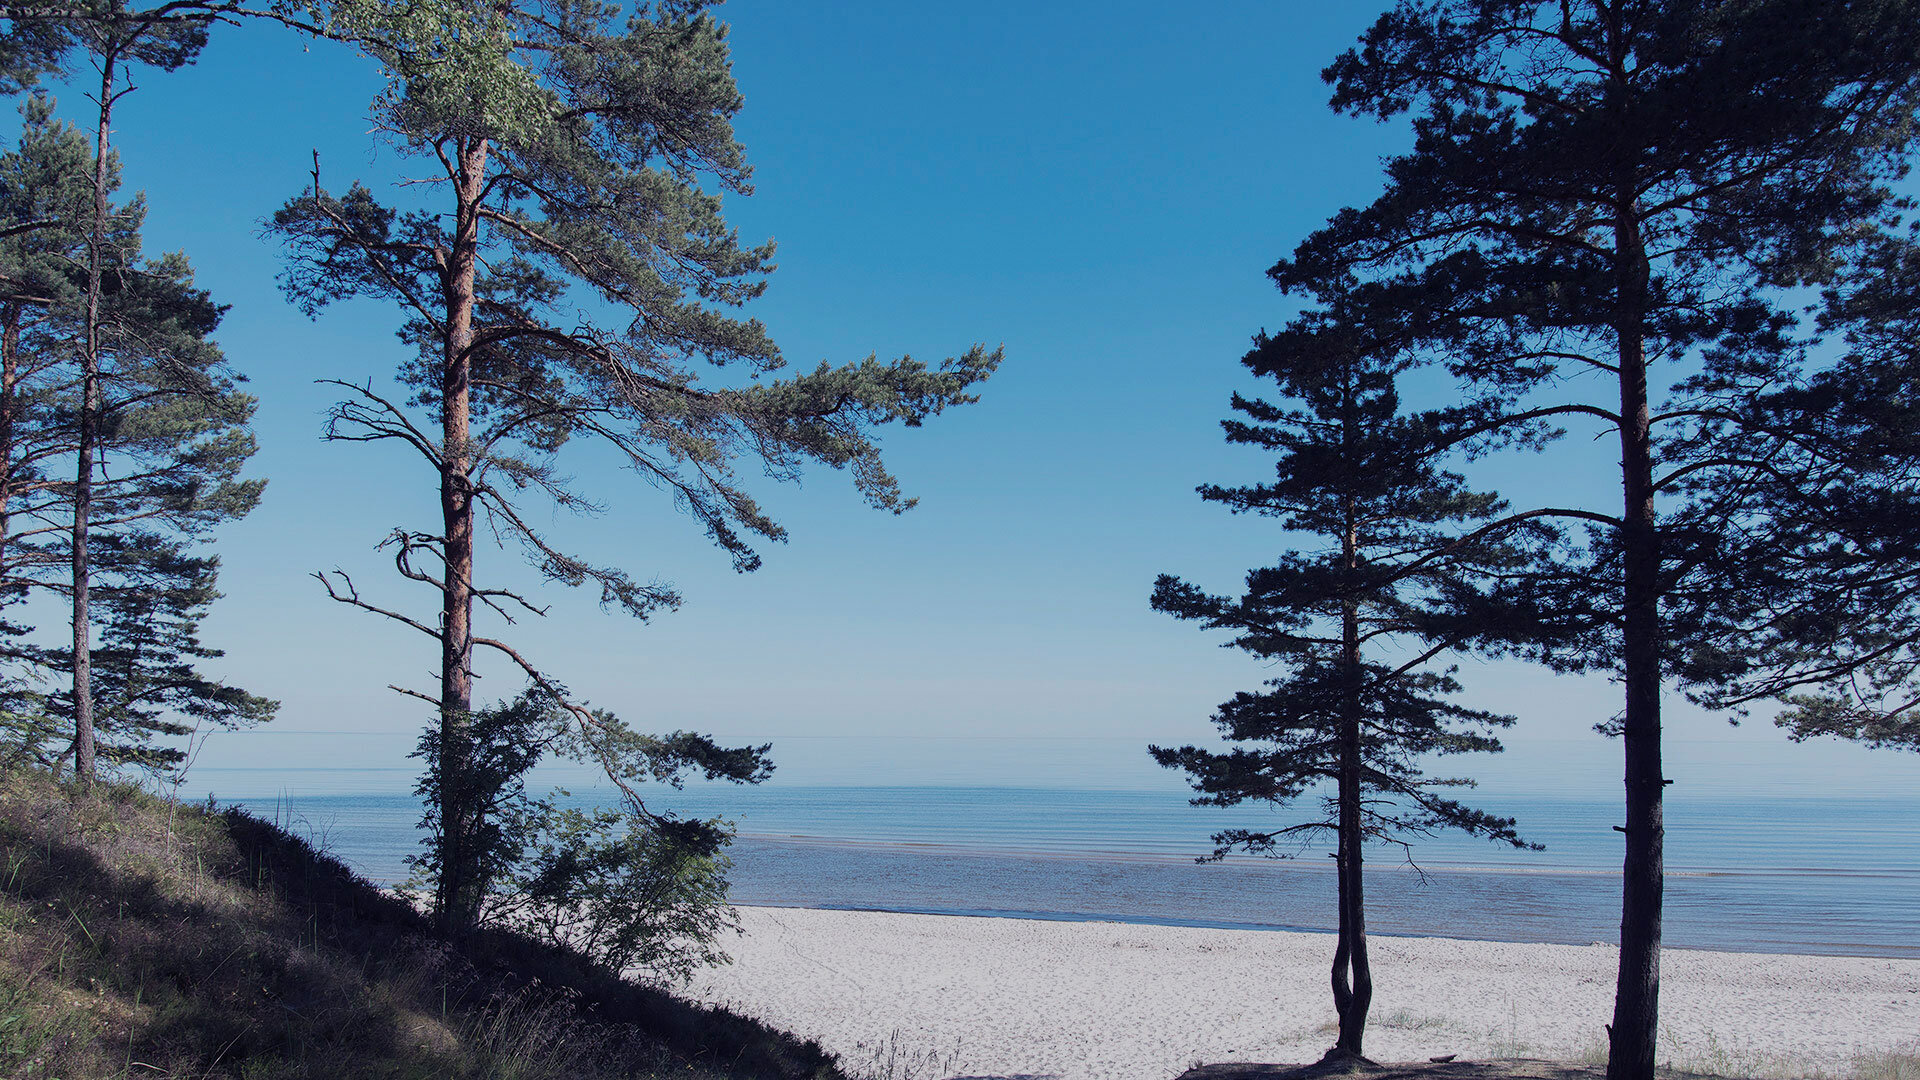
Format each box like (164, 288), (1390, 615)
(1182, 1053), (1920, 1076)
(1178, 1049), (1920, 1080)
(0, 767), (843, 1080)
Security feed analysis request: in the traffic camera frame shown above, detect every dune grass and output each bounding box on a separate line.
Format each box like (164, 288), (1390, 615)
(0, 765), (843, 1080)
(1492, 1029), (1920, 1080)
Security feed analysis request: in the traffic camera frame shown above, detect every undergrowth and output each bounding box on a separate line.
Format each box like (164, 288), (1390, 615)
(0, 765), (843, 1080)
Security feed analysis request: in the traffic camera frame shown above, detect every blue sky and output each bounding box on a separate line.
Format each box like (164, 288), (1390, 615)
(20, 1), (1918, 798)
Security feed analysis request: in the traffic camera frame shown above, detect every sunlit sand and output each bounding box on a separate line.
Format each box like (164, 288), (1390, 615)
(686, 907), (1920, 1080)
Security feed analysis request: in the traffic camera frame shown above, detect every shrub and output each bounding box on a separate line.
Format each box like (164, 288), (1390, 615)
(411, 691), (741, 983)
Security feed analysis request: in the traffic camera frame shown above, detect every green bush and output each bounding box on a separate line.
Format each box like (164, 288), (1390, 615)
(411, 692), (742, 983)
(497, 803), (737, 984)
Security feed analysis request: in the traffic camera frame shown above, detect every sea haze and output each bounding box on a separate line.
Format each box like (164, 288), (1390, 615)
(182, 772), (1920, 960)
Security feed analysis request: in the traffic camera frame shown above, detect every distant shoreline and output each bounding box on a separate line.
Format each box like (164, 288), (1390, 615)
(721, 895), (1919, 961)
(200, 788), (1920, 960)
(722, 828), (1908, 877)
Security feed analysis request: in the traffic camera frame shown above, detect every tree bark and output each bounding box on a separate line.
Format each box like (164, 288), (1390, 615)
(1607, 159), (1664, 1080)
(1331, 404), (1372, 1057)
(1, 304), (21, 588)
(1333, 601), (1373, 1056)
(435, 133), (488, 936)
(72, 47), (119, 791)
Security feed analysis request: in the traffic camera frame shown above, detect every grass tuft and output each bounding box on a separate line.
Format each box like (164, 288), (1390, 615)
(843, 1029), (963, 1080)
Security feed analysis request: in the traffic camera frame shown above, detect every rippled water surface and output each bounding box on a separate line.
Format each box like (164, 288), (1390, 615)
(191, 776), (1920, 958)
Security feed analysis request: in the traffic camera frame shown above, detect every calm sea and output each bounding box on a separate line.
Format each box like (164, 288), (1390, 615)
(181, 774), (1919, 959)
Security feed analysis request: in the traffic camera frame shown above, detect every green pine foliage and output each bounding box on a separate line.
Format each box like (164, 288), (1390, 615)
(0, 94), (90, 729)
(0, 90), (273, 777)
(274, 2), (998, 594)
(272, 0), (997, 937)
(1683, 223), (1920, 752)
(53, 533), (276, 770)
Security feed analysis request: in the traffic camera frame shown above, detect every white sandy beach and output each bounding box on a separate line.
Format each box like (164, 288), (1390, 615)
(686, 907), (1920, 1080)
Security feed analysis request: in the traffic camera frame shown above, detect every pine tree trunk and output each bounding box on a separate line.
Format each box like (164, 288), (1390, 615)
(1335, 614), (1373, 1053)
(435, 134), (488, 936)
(1335, 737), (1372, 1055)
(72, 51), (118, 791)
(1332, 484), (1372, 1057)
(1608, 180), (1663, 1080)
(1, 305), (20, 589)
(1329, 859), (1353, 1044)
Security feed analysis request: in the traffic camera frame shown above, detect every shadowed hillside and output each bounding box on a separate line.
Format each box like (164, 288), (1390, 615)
(0, 766), (842, 1079)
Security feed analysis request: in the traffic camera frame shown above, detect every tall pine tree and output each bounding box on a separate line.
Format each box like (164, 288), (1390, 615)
(1286, 4), (1920, 1075)
(275, 0), (998, 935)
(0, 94), (90, 712)
(0, 79), (272, 776)
(0, 1), (400, 781)
(1152, 285), (1535, 1060)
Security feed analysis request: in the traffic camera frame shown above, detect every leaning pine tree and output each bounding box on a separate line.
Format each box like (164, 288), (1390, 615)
(1151, 287), (1536, 1061)
(275, 0), (998, 937)
(1285, 5), (1920, 1075)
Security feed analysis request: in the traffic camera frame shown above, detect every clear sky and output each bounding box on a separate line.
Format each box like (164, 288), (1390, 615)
(19, 1), (1918, 799)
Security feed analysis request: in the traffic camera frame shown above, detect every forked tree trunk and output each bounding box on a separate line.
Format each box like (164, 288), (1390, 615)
(1330, 456), (1373, 1057)
(1334, 605), (1374, 1055)
(434, 133), (488, 936)
(1607, 172), (1664, 1080)
(1330, 843), (1354, 1043)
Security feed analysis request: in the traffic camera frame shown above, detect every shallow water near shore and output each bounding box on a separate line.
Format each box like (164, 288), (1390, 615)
(180, 773), (1920, 958)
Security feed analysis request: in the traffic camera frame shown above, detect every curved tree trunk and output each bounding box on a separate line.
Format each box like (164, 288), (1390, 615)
(1331, 439), (1372, 1058)
(1332, 598), (1372, 1057)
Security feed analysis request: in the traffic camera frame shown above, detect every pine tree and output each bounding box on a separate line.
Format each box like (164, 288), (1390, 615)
(1680, 223), (1920, 753)
(1286, 5), (1920, 1076)
(68, 128), (269, 778)
(0, 95), (90, 679)
(0, 3), (368, 781)
(0, 81), (272, 775)
(45, 531), (275, 769)
(274, 0), (999, 935)
(1151, 285), (1535, 1060)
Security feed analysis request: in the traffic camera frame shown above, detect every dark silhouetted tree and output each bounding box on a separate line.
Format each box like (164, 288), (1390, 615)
(1680, 222), (1920, 753)
(1286, 4), (1920, 1076)
(1152, 285), (1536, 1061)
